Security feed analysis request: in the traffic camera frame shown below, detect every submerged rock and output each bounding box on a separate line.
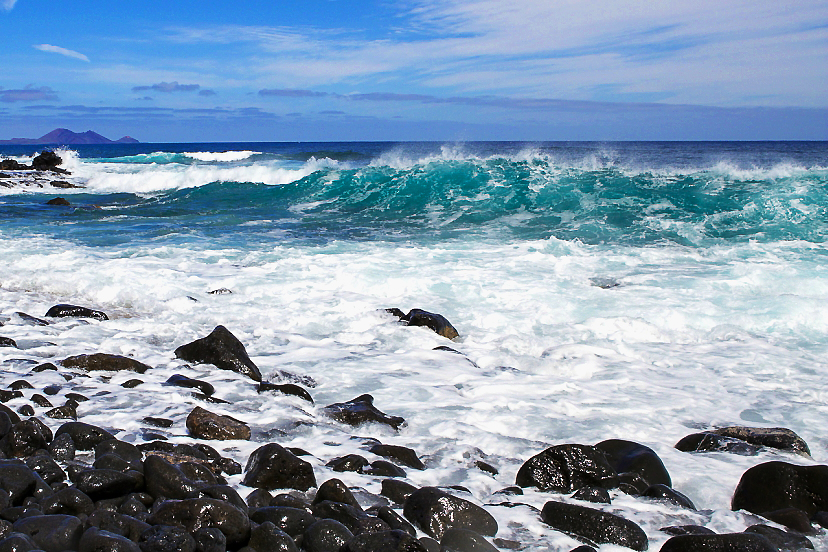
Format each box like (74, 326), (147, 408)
(0, 337), (17, 348)
(403, 487), (497, 540)
(166, 374), (214, 396)
(174, 325), (262, 382)
(515, 444), (617, 493)
(676, 426), (810, 456)
(45, 304), (108, 320)
(387, 308), (460, 339)
(258, 382), (313, 403)
(369, 444), (425, 470)
(186, 406), (250, 441)
(322, 394), (405, 430)
(540, 500), (648, 551)
(660, 533), (778, 552)
(46, 197), (71, 206)
(62, 353), (151, 374)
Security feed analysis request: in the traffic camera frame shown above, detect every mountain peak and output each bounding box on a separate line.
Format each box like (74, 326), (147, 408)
(0, 128), (140, 145)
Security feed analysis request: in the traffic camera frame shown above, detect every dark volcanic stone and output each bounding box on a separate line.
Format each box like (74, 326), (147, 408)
(440, 527), (498, 552)
(45, 304), (108, 321)
(14, 313), (49, 326)
(186, 406), (250, 441)
(369, 444), (424, 470)
(165, 375), (214, 396)
(346, 529), (428, 552)
(0, 532), (40, 551)
(515, 444), (618, 492)
(195, 485), (247, 514)
(474, 461), (498, 475)
(362, 461), (407, 478)
(249, 506), (316, 538)
(0, 338), (16, 349)
(24, 454), (65, 485)
(46, 197), (71, 206)
(311, 501), (389, 535)
(643, 484), (696, 510)
(6, 381), (31, 391)
(376, 506), (416, 536)
(86, 510), (151, 542)
(142, 417), (173, 428)
(32, 151), (62, 170)
(143, 455), (204, 500)
(0, 420), (51, 458)
(247, 521), (300, 552)
(15, 405), (33, 417)
(617, 472), (650, 495)
(257, 382), (313, 403)
(0, 460), (43, 505)
(732, 461), (828, 517)
(32, 363), (58, 373)
(302, 519), (353, 552)
(193, 527), (225, 552)
(660, 525), (716, 536)
(401, 309), (459, 340)
(744, 525), (814, 550)
(62, 354), (150, 374)
(55, 422), (115, 450)
(246, 488), (273, 509)
(313, 479), (361, 509)
(540, 500), (648, 551)
(381, 480), (417, 505)
(572, 486), (611, 504)
(322, 394), (405, 430)
(270, 493), (311, 510)
(121, 379), (143, 389)
(75, 469), (142, 501)
(45, 404), (77, 420)
(43, 385), (61, 395)
(403, 487), (497, 540)
(47, 433), (75, 461)
(31, 394), (53, 408)
(79, 527), (141, 552)
(138, 525), (196, 552)
(148, 498), (250, 549)
(174, 325), (261, 382)
(0, 390), (23, 402)
(328, 454), (369, 473)
(712, 426), (810, 455)
(676, 433), (763, 455)
(40, 487), (93, 516)
(242, 443), (317, 491)
(660, 533), (779, 552)
(65, 392), (89, 402)
(595, 439), (671, 487)
(13, 514), (83, 552)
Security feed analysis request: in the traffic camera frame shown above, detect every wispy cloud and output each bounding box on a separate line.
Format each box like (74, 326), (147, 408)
(33, 44), (91, 62)
(1, 0), (17, 11)
(132, 81), (201, 93)
(198, 89), (216, 96)
(0, 85), (59, 103)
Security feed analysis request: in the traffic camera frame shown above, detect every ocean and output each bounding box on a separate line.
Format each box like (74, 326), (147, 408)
(1, 141), (827, 549)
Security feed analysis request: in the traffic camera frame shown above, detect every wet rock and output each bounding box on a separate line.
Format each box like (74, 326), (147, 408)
(660, 525), (716, 536)
(15, 405), (34, 418)
(96, 440), (142, 470)
(45, 404), (77, 420)
(250, 506), (316, 538)
(257, 382), (313, 403)
(143, 455), (204, 500)
(713, 427), (810, 455)
(313, 479), (361, 509)
(0, 420), (52, 457)
(46, 197), (71, 206)
(54, 422), (114, 450)
(660, 533), (779, 552)
(362, 461), (406, 478)
(65, 392), (89, 402)
(75, 469), (142, 501)
(0, 390), (23, 402)
(45, 304), (108, 321)
(381, 480), (417, 505)
(323, 394), (405, 430)
(643, 484), (696, 510)
(571, 486), (611, 504)
(32, 363), (58, 373)
(761, 507), (814, 533)
(50, 181), (79, 189)
(192, 527), (225, 552)
(32, 151), (62, 171)
(137, 524), (197, 552)
(388, 308), (460, 340)
(369, 444), (424, 470)
(121, 379), (143, 389)
(142, 417), (173, 429)
(595, 439), (671, 487)
(47, 433), (75, 462)
(617, 472), (650, 495)
(62, 354), (150, 374)
(376, 506), (416, 536)
(194, 485), (247, 515)
(346, 529), (427, 552)
(270, 493), (312, 511)
(732, 461), (828, 517)
(440, 527), (498, 552)
(119, 496), (149, 518)
(302, 519), (353, 552)
(247, 521), (300, 552)
(138, 441), (208, 460)
(13, 313), (49, 326)
(0, 338), (16, 349)
(86, 510), (151, 542)
(79, 526), (141, 552)
(242, 443), (317, 491)
(24, 454), (65, 486)
(185, 406), (250, 441)
(165, 375), (214, 396)
(403, 487), (497, 540)
(328, 454), (369, 473)
(676, 432), (763, 455)
(43, 385), (61, 396)
(0, 532), (40, 551)
(311, 501), (389, 535)
(246, 488), (273, 509)
(0, 460), (43, 505)
(207, 288), (232, 295)
(30, 394), (53, 408)
(744, 525), (814, 550)
(13, 514), (83, 552)
(148, 498), (251, 549)
(174, 325), (261, 382)
(474, 461), (497, 476)
(515, 444), (618, 493)
(540, 500), (648, 551)
(6, 382), (31, 392)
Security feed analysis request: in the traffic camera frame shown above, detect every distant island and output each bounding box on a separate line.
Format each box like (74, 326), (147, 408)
(0, 128), (139, 145)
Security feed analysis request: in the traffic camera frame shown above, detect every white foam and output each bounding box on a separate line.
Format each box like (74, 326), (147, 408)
(184, 151), (260, 162)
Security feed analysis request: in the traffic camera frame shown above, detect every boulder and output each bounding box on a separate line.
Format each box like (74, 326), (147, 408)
(54, 422), (115, 450)
(571, 486), (611, 504)
(515, 444), (618, 492)
(322, 394), (405, 430)
(643, 484), (696, 510)
(61, 354), (150, 374)
(388, 308), (459, 339)
(714, 427), (809, 455)
(258, 382), (313, 403)
(732, 461), (828, 517)
(25, 454), (66, 486)
(174, 325), (261, 382)
(186, 406), (250, 441)
(403, 487), (497, 540)
(143, 455), (204, 500)
(46, 197), (71, 206)
(166, 375), (214, 396)
(660, 533), (779, 552)
(595, 439), (670, 487)
(440, 527), (498, 552)
(345, 529), (428, 552)
(362, 460), (407, 478)
(78, 527), (141, 552)
(744, 525), (814, 550)
(327, 454), (369, 473)
(137, 524), (197, 552)
(302, 519), (353, 552)
(31, 151), (62, 170)
(86, 510), (151, 542)
(40, 487), (93, 517)
(376, 506), (416, 536)
(0, 337), (16, 348)
(45, 304), (108, 320)
(242, 443), (316, 491)
(192, 527), (225, 552)
(249, 506), (317, 538)
(313, 479), (361, 509)
(12, 514), (83, 552)
(0, 459), (44, 505)
(147, 498), (251, 549)
(381, 480), (417, 505)
(369, 444), (424, 470)
(0, 420), (52, 457)
(74, 469), (142, 501)
(311, 501), (389, 535)
(247, 521), (300, 552)
(540, 500), (648, 551)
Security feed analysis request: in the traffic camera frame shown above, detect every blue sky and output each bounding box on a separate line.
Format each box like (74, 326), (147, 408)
(1, 0), (827, 141)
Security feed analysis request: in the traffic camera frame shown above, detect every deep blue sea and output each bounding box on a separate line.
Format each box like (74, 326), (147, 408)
(1, 141), (827, 549)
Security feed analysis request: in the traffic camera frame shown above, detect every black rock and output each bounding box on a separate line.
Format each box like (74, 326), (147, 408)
(376, 506), (416, 536)
(195, 485), (247, 515)
(45, 304), (108, 321)
(14, 313), (49, 326)
(270, 493), (312, 510)
(713, 427), (810, 455)
(61, 354), (150, 374)
(41, 488), (94, 517)
(369, 444), (424, 470)
(86, 510), (151, 542)
(24, 454), (65, 486)
(12, 514), (83, 552)
(249, 507), (317, 538)
(362, 461), (407, 478)
(147, 498), (250, 549)
(137, 441), (207, 460)
(440, 527), (498, 552)
(0, 420), (52, 458)
(143, 455), (203, 500)
(7, 382), (32, 391)
(242, 443), (317, 491)
(142, 417), (173, 429)
(322, 394), (405, 430)
(0, 460), (44, 505)
(643, 484), (696, 510)
(65, 392), (89, 402)
(47, 433), (75, 462)
(540, 500), (648, 551)
(75, 469), (142, 501)
(32, 151), (62, 170)
(137, 525), (197, 552)
(381, 480), (417, 505)
(246, 488), (273, 509)
(595, 439), (671, 487)
(30, 394), (53, 408)
(744, 524), (814, 550)
(32, 363), (58, 373)
(15, 405), (34, 417)
(676, 432), (763, 455)
(311, 501), (389, 535)
(328, 454), (369, 473)
(186, 406), (250, 441)
(0, 390), (23, 403)
(45, 404), (77, 420)
(660, 533), (779, 552)
(390, 309), (460, 339)
(174, 325), (261, 382)
(732, 461), (828, 517)
(402, 487), (497, 540)
(54, 422), (115, 450)
(515, 444), (618, 493)
(0, 532), (40, 551)
(571, 486), (611, 504)
(617, 471), (650, 495)
(121, 379), (143, 389)
(165, 375), (214, 396)
(247, 521), (300, 552)
(96, 440), (142, 468)
(474, 461), (498, 476)
(79, 526), (141, 552)
(257, 382), (313, 403)
(302, 519), (353, 552)
(0, 338), (16, 349)
(660, 525), (716, 536)
(46, 197), (71, 206)
(313, 479), (361, 509)
(192, 527), (225, 552)
(346, 529), (428, 552)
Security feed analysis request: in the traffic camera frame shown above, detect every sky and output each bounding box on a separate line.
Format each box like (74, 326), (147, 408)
(1, 0), (827, 141)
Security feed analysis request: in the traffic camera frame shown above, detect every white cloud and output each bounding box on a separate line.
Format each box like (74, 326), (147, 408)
(33, 44), (91, 62)
(2, 0), (17, 11)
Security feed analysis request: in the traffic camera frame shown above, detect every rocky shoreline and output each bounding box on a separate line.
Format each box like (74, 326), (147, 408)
(0, 151), (83, 191)
(0, 303), (825, 551)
